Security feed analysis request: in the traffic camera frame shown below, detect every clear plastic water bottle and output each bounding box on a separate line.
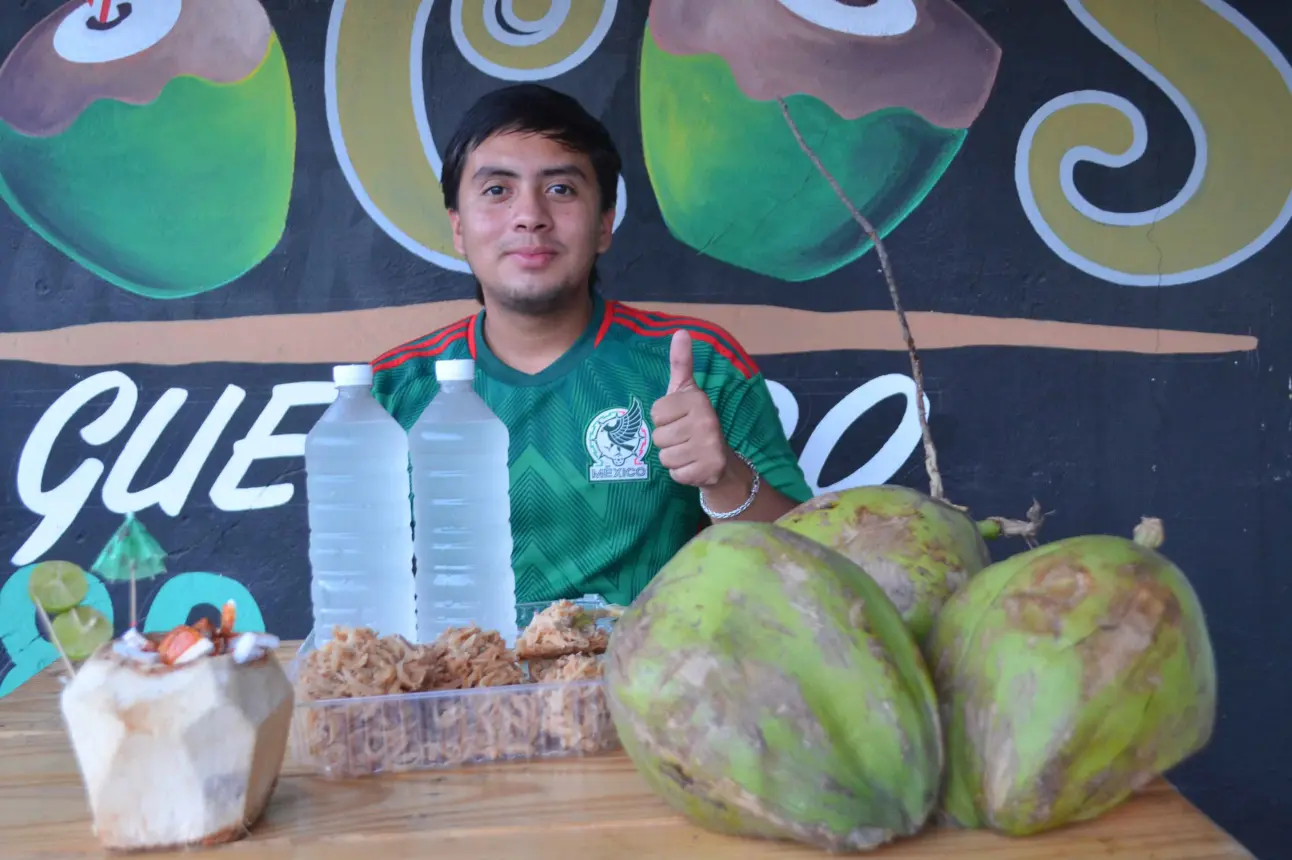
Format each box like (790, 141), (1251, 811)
(409, 359), (517, 645)
(304, 364), (416, 649)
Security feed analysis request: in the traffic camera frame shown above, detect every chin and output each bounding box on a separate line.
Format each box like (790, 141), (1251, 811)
(492, 282), (582, 315)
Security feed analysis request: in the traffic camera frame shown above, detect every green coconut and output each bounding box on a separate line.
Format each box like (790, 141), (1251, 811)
(605, 521), (943, 853)
(638, 24), (966, 282)
(777, 485), (995, 644)
(0, 0), (296, 299)
(926, 517), (1218, 836)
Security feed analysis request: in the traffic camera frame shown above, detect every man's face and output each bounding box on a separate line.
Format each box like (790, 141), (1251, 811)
(450, 130), (614, 315)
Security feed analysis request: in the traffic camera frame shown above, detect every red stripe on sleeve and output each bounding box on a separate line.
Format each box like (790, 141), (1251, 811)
(612, 305), (760, 375)
(609, 310), (755, 379)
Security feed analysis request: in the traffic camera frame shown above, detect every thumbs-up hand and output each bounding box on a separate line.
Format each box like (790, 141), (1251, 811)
(666, 328), (700, 395)
(651, 330), (734, 488)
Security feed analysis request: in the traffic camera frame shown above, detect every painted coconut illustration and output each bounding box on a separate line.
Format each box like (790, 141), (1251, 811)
(640, 0), (1001, 282)
(0, 0), (296, 299)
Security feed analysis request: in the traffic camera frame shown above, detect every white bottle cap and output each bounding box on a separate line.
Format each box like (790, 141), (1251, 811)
(435, 359), (475, 382)
(333, 364), (373, 386)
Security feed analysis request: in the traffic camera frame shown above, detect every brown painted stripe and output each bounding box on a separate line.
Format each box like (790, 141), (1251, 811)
(0, 302), (1258, 367)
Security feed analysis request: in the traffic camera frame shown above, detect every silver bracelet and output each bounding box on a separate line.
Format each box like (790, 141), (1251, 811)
(700, 452), (761, 520)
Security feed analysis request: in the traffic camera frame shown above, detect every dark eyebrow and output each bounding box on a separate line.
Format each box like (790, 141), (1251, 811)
(540, 163), (586, 180)
(471, 166), (519, 182)
(470, 164), (587, 182)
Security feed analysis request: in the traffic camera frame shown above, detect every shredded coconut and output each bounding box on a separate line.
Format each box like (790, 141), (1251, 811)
(294, 613), (618, 778)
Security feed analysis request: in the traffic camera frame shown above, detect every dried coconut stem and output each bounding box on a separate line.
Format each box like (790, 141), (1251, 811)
(1133, 516), (1165, 549)
(777, 98), (944, 501)
(34, 601), (76, 678)
(978, 500), (1050, 549)
(777, 100), (1050, 546)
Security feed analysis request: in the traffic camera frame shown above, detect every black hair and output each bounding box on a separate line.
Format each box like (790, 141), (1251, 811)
(439, 83), (622, 303)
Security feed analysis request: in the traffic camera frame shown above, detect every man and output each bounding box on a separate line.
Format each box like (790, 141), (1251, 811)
(371, 83), (813, 607)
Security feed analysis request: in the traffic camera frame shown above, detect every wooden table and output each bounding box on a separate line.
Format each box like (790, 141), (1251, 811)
(0, 644), (1252, 859)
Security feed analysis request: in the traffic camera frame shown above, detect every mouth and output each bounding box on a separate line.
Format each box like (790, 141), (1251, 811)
(505, 246), (560, 268)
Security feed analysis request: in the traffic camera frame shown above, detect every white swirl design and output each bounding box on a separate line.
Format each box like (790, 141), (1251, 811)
(775, 0), (917, 38)
(483, 0), (569, 48)
(1014, 0), (1292, 287)
(452, 0), (617, 79)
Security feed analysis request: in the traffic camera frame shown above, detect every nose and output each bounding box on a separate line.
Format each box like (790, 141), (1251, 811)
(510, 183), (552, 233)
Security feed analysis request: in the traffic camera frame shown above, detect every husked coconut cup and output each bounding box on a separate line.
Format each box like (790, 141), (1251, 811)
(59, 642), (294, 851)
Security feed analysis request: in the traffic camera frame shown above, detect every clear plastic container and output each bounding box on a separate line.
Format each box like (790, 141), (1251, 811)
(409, 359), (517, 645)
(285, 602), (621, 779)
(303, 364), (417, 649)
(287, 659), (618, 780)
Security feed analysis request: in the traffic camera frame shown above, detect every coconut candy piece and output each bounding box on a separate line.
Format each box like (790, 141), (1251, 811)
(59, 644), (294, 851)
(515, 600), (612, 661)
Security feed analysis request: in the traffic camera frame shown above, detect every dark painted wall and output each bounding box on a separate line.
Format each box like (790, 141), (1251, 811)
(0, 1), (1288, 856)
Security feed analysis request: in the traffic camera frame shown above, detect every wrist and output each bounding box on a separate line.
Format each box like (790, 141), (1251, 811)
(710, 447), (750, 492)
(700, 450), (760, 520)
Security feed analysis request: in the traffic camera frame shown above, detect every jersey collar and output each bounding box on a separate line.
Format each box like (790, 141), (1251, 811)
(472, 293), (608, 387)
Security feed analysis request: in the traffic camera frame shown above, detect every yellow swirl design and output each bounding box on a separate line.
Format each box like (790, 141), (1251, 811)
(324, 0), (621, 273)
(453, 0), (618, 77)
(1016, 0), (1292, 286)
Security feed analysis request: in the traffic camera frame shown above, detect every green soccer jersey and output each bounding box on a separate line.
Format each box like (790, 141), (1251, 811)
(370, 294), (813, 607)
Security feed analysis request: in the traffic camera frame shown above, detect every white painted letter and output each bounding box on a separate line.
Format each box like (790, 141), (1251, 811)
(12, 371), (139, 566)
(102, 385), (246, 516)
(209, 382), (337, 511)
(765, 380), (800, 441)
(797, 374), (930, 495)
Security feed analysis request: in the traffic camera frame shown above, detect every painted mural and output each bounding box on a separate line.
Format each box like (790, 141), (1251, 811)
(0, 2), (1289, 851)
(1017, 0), (1292, 286)
(640, 0), (999, 282)
(0, 0), (296, 298)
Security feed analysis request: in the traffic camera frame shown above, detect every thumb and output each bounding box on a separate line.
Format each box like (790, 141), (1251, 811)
(667, 329), (697, 394)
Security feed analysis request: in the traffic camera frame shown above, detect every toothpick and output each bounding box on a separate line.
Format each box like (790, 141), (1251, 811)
(129, 559), (137, 631)
(35, 602), (76, 678)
